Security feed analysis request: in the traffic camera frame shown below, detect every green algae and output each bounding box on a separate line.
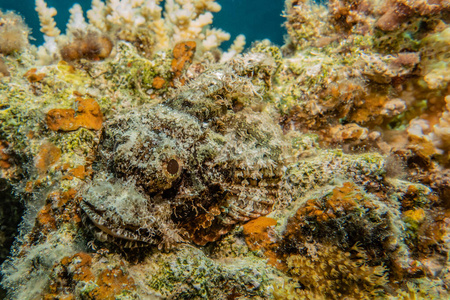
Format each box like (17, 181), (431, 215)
(148, 247), (273, 299)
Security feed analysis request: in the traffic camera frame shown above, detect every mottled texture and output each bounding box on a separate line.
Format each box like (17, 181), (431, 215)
(2, 0), (450, 299)
(81, 61), (287, 248)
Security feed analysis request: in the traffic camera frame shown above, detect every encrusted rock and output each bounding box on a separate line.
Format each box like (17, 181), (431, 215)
(46, 98), (103, 131)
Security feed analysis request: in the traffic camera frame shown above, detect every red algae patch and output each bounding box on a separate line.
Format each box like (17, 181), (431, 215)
(46, 98), (103, 131)
(64, 165), (91, 180)
(24, 68), (46, 83)
(48, 188), (78, 208)
(46, 253), (136, 300)
(36, 203), (57, 231)
(243, 216), (277, 251)
(46, 253), (95, 299)
(31, 188), (82, 241)
(171, 41), (196, 84)
(243, 217), (282, 268)
(0, 140), (13, 169)
(34, 141), (61, 174)
(92, 266), (136, 300)
(152, 76), (166, 89)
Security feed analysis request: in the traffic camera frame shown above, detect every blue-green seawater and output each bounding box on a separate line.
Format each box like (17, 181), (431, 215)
(0, 0), (287, 48)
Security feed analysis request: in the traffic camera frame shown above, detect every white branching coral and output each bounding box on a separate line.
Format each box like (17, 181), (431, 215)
(35, 0), (60, 37)
(193, 0), (222, 12)
(35, 0), (235, 64)
(35, 0), (61, 65)
(164, 0), (225, 46)
(106, 0), (145, 26)
(221, 34), (246, 62)
(87, 0), (107, 32)
(202, 28), (230, 51)
(67, 4), (88, 33)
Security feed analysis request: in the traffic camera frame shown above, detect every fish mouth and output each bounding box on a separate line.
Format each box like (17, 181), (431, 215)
(80, 200), (160, 245)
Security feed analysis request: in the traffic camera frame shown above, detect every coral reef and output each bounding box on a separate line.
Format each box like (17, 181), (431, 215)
(34, 0), (241, 64)
(376, 0), (450, 32)
(276, 243), (388, 299)
(147, 246), (274, 299)
(81, 57), (287, 248)
(1, 0), (450, 299)
(45, 252), (138, 299)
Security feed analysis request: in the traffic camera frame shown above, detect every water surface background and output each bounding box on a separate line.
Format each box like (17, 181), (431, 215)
(0, 0), (286, 49)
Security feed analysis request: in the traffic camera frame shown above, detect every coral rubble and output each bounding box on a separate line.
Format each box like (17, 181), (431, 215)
(1, 0), (450, 299)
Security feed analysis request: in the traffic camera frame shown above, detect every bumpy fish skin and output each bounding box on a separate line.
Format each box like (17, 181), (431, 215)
(82, 74), (287, 248)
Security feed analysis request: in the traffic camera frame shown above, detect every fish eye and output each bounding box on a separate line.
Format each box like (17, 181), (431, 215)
(167, 159), (179, 175)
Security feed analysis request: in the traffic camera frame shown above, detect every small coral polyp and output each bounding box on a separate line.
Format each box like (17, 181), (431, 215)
(81, 87), (286, 248)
